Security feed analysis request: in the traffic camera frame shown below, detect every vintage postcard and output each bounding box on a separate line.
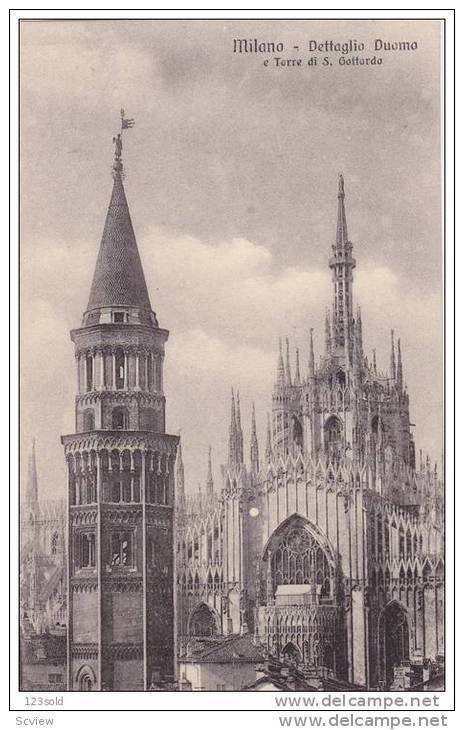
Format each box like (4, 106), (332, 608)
(11, 9), (453, 719)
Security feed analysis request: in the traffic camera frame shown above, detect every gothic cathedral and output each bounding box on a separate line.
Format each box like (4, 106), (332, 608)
(176, 176), (444, 690)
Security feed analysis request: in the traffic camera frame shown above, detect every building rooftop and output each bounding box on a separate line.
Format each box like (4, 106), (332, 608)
(86, 172), (152, 314)
(181, 633), (266, 664)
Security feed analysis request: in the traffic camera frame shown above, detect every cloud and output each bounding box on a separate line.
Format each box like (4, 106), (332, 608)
(21, 228), (442, 498)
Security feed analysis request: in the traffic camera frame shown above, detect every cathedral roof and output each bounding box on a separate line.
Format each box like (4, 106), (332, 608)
(86, 171), (152, 313)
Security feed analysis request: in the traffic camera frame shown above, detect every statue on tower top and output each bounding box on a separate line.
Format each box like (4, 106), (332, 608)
(112, 108), (135, 174)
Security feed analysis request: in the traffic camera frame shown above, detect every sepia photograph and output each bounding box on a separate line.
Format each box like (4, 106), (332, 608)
(17, 15), (446, 698)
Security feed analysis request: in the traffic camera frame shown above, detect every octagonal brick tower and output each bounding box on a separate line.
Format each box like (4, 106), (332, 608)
(62, 127), (178, 691)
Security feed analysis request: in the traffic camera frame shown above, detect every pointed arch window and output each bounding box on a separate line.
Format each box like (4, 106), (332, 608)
(324, 416), (343, 464)
(269, 524), (332, 598)
(110, 531), (133, 567)
(86, 355), (93, 392)
(377, 515), (383, 560)
(83, 409), (95, 432)
(112, 407), (129, 430)
(384, 522), (390, 559)
(406, 529), (412, 559)
(115, 348), (125, 390)
(399, 527), (405, 559)
(75, 532), (96, 569)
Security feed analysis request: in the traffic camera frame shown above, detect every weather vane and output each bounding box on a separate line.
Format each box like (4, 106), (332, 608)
(112, 108), (135, 173)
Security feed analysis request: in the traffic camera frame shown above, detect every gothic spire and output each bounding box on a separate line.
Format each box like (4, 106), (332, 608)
(325, 310), (331, 355)
(276, 338), (285, 388)
(265, 412), (273, 463)
(309, 328), (315, 378)
(329, 174), (356, 351)
(250, 403), (260, 476)
(86, 112), (152, 319)
(356, 306), (364, 358)
(175, 438), (185, 508)
(228, 387), (237, 466)
(390, 330), (396, 381)
(26, 438), (39, 511)
(206, 446), (214, 497)
(294, 347), (301, 386)
(285, 337), (292, 386)
(397, 338), (403, 391)
(236, 391), (244, 464)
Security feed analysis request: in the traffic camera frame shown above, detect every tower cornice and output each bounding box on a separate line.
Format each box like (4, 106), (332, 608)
(61, 430), (179, 455)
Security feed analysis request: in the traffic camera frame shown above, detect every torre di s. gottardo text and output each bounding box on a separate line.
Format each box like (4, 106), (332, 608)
(176, 174), (444, 691)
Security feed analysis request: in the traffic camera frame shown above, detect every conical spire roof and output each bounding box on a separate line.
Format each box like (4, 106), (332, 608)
(86, 171), (152, 313)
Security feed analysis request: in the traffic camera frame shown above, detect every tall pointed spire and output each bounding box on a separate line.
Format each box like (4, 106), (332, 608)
(206, 446), (214, 497)
(250, 403), (260, 476)
(276, 338), (285, 388)
(228, 388), (237, 466)
(396, 338), (403, 392)
(329, 175), (356, 351)
(336, 173), (349, 246)
(390, 329), (396, 381)
(85, 112), (153, 322)
(325, 310), (331, 355)
(175, 437), (185, 508)
(236, 391), (244, 464)
(294, 347), (301, 386)
(26, 439), (39, 512)
(265, 412), (273, 463)
(309, 328), (315, 378)
(356, 306), (364, 359)
(285, 338), (292, 386)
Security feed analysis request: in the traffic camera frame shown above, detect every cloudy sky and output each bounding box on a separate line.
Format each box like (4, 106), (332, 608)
(20, 19), (442, 499)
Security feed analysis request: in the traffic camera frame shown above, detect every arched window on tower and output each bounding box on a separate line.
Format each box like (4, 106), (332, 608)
(86, 355), (93, 392)
(115, 348), (125, 390)
(112, 407), (129, 430)
(83, 410), (95, 432)
(147, 355), (154, 392)
(336, 369), (346, 388)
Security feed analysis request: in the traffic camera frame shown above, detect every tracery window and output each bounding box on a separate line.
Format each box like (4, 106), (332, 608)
(270, 526), (331, 596)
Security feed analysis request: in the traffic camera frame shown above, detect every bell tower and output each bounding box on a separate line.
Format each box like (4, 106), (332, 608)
(62, 112), (178, 691)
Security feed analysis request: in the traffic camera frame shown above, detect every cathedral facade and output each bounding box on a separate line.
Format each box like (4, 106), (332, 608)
(176, 176), (444, 690)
